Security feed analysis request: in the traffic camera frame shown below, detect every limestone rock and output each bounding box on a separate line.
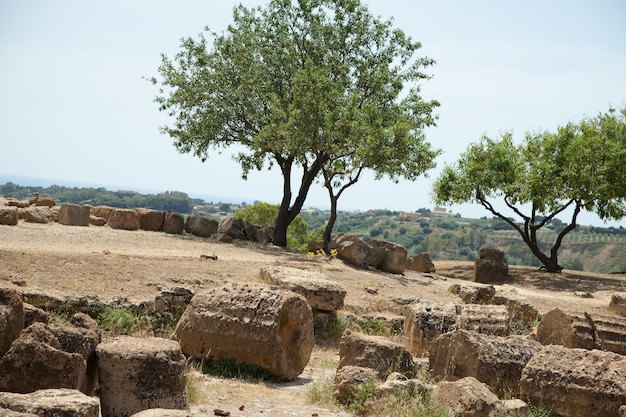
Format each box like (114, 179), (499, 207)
(474, 248), (508, 283)
(108, 208), (140, 230)
(131, 410), (193, 417)
(162, 211), (184, 235)
(329, 234), (371, 269)
(90, 205), (114, 221)
(34, 197), (55, 207)
(23, 302), (49, 328)
(432, 377), (500, 417)
(23, 206), (51, 223)
(59, 204), (90, 226)
(0, 322), (87, 394)
(448, 283), (496, 304)
(153, 286), (194, 312)
(406, 252), (436, 273)
(259, 266), (346, 311)
(404, 301), (457, 357)
(375, 372), (431, 399)
(429, 329), (541, 397)
(89, 215), (107, 226)
(184, 214), (217, 237)
(491, 285), (539, 334)
(333, 366), (379, 404)
(136, 208), (165, 231)
(0, 389), (99, 417)
(173, 282), (314, 380)
(368, 240), (407, 274)
(520, 345), (626, 417)
(457, 304), (509, 336)
(96, 336), (188, 417)
(338, 330), (415, 380)
(0, 206), (19, 225)
(609, 292), (626, 316)
(217, 217), (250, 240)
(0, 288), (24, 357)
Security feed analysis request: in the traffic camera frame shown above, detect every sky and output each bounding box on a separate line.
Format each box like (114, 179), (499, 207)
(1, 0), (625, 227)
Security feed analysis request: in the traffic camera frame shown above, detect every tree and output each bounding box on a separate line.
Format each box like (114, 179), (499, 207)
(150, 0), (438, 247)
(432, 107), (626, 272)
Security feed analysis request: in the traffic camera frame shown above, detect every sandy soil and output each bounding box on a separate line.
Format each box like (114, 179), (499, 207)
(1, 222), (625, 416)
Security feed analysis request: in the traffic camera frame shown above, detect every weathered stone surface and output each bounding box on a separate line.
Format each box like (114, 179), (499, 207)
(209, 233), (234, 243)
(448, 283), (496, 304)
(34, 197), (55, 207)
(130, 410), (193, 417)
(184, 214), (217, 237)
(458, 304), (509, 336)
(23, 206), (51, 223)
(429, 329), (541, 396)
(368, 240), (407, 274)
(23, 302), (49, 328)
(259, 266), (346, 311)
(153, 286), (194, 312)
(0, 407), (38, 417)
(90, 205), (114, 221)
(0, 322), (87, 394)
(620, 405), (626, 417)
(0, 288), (24, 357)
(520, 345), (626, 417)
(96, 336), (188, 417)
(217, 217), (249, 240)
(432, 377), (500, 417)
(162, 211), (184, 234)
(609, 292), (626, 316)
(0, 389), (99, 417)
(474, 248), (508, 283)
(0, 206), (19, 225)
(136, 208), (164, 231)
(50, 313), (101, 395)
(491, 285), (539, 334)
(406, 252), (436, 273)
(329, 234), (371, 269)
(59, 204), (90, 226)
(173, 282), (314, 380)
(375, 372), (431, 399)
(89, 215), (107, 226)
(536, 308), (626, 354)
(338, 330), (415, 380)
(333, 366), (379, 404)
(108, 208), (140, 230)
(255, 226), (273, 244)
(404, 301), (457, 357)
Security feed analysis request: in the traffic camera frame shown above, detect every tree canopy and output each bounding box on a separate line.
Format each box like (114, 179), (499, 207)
(150, 0), (439, 247)
(432, 106), (626, 272)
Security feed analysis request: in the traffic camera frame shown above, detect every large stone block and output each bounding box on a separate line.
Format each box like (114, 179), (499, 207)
(184, 214), (217, 237)
(368, 240), (407, 274)
(521, 345), (626, 417)
(404, 301), (457, 357)
(329, 234), (371, 269)
(457, 304), (509, 336)
(0, 389), (99, 417)
(432, 377), (500, 417)
(0, 206), (19, 225)
(338, 330), (415, 380)
(162, 211), (184, 235)
(429, 329), (541, 397)
(491, 285), (539, 334)
(259, 266), (346, 311)
(96, 336), (188, 417)
(173, 282), (314, 380)
(58, 204), (90, 226)
(474, 248), (508, 283)
(23, 206), (51, 224)
(405, 252), (436, 273)
(0, 288), (24, 357)
(136, 208), (164, 231)
(108, 208), (140, 230)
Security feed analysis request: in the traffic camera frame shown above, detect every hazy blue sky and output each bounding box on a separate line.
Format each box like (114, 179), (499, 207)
(1, 1), (624, 226)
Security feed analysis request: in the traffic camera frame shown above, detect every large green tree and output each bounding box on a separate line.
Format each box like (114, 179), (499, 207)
(150, 0), (439, 247)
(432, 107), (626, 272)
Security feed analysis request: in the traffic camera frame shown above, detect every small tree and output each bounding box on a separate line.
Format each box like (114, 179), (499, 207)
(432, 107), (626, 272)
(150, 0), (438, 247)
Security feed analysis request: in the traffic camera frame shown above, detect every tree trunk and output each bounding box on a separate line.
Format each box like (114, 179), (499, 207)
(323, 195), (339, 252)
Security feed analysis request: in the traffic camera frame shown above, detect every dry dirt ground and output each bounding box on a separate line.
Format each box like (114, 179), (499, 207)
(2, 222), (626, 416)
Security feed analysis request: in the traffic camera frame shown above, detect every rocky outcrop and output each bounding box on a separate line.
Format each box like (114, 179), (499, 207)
(520, 345), (626, 417)
(337, 330), (415, 380)
(136, 208), (164, 231)
(173, 282), (314, 380)
(429, 329), (542, 397)
(535, 308), (626, 354)
(184, 215), (217, 238)
(432, 377), (500, 417)
(404, 301), (457, 357)
(96, 336), (188, 417)
(259, 266), (346, 311)
(0, 206), (19, 225)
(0, 323), (87, 394)
(162, 212), (184, 235)
(59, 204), (90, 227)
(474, 248), (508, 283)
(329, 234), (371, 269)
(0, 389), (99, 417)
(405, 252), (436, 273)
(108, 209), (140, 230)
(0, 288), (24, 357)
(368, 240), (407, 274)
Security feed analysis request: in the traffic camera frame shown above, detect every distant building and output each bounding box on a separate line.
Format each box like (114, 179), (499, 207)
(433, 206), (454, 217)
(399, 211), (423, 221)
